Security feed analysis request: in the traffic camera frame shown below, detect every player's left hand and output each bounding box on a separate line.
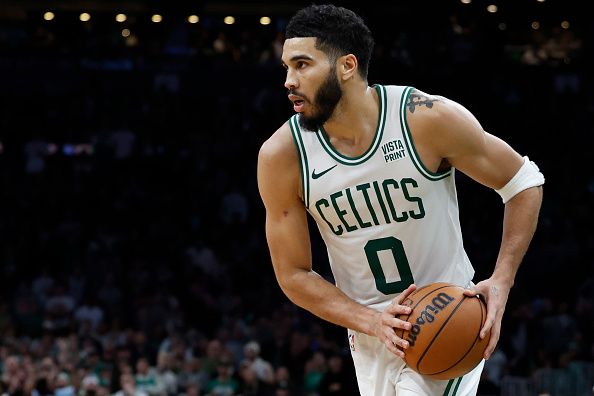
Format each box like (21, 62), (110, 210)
(463, 278), (511, 360)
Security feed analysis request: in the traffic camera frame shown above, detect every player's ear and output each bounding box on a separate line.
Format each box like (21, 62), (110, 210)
(338, 54), (358, 81)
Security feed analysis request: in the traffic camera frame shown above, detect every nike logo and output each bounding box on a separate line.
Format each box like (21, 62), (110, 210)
(312, 164), (337, 179)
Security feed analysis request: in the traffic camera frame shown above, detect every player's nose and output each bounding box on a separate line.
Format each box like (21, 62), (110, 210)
(284, 70), (298, 90)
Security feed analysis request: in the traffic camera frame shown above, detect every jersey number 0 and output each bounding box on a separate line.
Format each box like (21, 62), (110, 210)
(364, 236), (414, 294)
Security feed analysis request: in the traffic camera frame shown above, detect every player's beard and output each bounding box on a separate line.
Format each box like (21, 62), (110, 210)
(298, 69), (343, 132)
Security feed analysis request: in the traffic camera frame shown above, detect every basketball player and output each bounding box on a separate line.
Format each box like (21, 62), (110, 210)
(257, 4), (544, 395)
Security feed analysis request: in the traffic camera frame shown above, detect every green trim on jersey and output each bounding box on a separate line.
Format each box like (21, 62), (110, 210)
(443, 379), (454, 396)
(451, 376), (463, 395)
(400, 86), (452, 181)
(314, 84), (387, 166)
(443, 376), (463, 396)
(289, 115), (311, 208)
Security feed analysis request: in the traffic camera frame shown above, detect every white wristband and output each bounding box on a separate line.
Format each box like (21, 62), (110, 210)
(496, 156), (544, 204)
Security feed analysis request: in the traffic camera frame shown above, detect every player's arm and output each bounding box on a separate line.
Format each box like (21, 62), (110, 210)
(257, 123), (414, 357)
(407, 90), (543, 359)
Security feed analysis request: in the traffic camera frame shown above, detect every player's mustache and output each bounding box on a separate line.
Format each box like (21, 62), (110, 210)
(288, 89), (309, 102)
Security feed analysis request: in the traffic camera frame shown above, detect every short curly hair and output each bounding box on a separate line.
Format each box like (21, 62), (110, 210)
(285, 4), (375, 79)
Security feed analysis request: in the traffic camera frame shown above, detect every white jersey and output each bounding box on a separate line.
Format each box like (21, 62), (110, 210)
(289, 85), (474, 311)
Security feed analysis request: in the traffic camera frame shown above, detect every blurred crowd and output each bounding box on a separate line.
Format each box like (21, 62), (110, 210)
(1, 2), (593, 395)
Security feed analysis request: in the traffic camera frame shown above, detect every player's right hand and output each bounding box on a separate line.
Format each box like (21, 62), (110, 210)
(373, 283), (417, 358)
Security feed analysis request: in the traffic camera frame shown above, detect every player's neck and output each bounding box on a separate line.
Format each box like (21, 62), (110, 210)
(323, 84), (379, 144)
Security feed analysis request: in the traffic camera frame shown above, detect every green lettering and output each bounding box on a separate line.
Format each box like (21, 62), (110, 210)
(382, 179), (408, 222)
(315, 199), (342, 235)
(356, 183), (379, 226)
(346, 188), (371, 229)
(330, 191), (357, 233)
(401, 178), (425, 219)
(372, 181), (391, 224)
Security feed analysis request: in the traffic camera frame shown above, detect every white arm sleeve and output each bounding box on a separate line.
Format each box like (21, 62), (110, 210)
(495, 156), (545, 204)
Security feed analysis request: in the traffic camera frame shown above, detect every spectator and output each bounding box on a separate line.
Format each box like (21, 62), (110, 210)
(273, 366), (295, 394)
(134, 357), (164, 396)
(317, 355), (354, 396)
(113, 373), (148, 396)
(79, 374), (101, 396)
(238, 363), (273, 396)
(74, 295), (105, 332)
(200, 339), (224, 379)
(155, 351), (178, 395)
(240, 341), (274, 385)
(483, 347), (508, 389)
(32, 270), (54, 306)
(179, 383), (200, 396)
(177, 357), (208, 395)
(54, 372), (76, 396)
(43, 284), (76, 335)
(303, 352), (326, 396)
(205, 359), (239, 396)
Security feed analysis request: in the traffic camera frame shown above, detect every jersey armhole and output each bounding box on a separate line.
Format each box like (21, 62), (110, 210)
(400, 86), (452, 181)
(289, 115), (310, 208)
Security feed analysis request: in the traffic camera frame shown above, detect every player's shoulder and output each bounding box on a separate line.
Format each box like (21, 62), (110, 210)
(404, 87), (485, 158)
(405, 87), (473, 130)
(378, 84), (457, 124)
(258, 120), (299, 170)
(259, 120), (293, 157)
(257, 119), (303, 202)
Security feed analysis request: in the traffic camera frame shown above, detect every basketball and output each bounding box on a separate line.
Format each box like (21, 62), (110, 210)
(396, 282), (490, 380)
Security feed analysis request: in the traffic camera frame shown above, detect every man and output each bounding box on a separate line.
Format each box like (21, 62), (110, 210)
(112, 373), (149, 396)
(241, 341), (275, 385)
(257, 4), (544, 395)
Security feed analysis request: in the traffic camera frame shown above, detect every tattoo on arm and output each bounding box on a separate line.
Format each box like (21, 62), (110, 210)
(491, 285), (499, 297)
(407, 89), (441, 113)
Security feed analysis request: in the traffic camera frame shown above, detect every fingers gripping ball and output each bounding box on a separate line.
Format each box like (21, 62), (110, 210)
(396, 282), (490, 380)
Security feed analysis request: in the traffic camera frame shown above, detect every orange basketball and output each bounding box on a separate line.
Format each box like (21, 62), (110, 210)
(396, 282), (490, 380)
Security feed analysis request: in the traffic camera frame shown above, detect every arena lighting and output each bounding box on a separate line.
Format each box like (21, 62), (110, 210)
(224, 16), (235, 25)
(115, 13), (127, 23)
(188, 15), (199, 23)
(61, 143), (93, 156)
(536, 0), (545, 2)
(43, 11), (55, 21)
(260, 16), (271, 25)
(122, 28), (131, 37)
(151, 14), (162, 23)
(460, 0), (472, 4)
(561, 20), (570, 29)
(487, 4), (498, 13)
(531, 21), (540, 29)
(80, 13), (91, 22)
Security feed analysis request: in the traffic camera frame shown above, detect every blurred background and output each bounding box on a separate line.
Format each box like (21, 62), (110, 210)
(0, 0), (592, 395)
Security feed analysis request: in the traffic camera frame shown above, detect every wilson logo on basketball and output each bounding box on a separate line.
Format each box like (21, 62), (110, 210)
(406, 292), (455, 347)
